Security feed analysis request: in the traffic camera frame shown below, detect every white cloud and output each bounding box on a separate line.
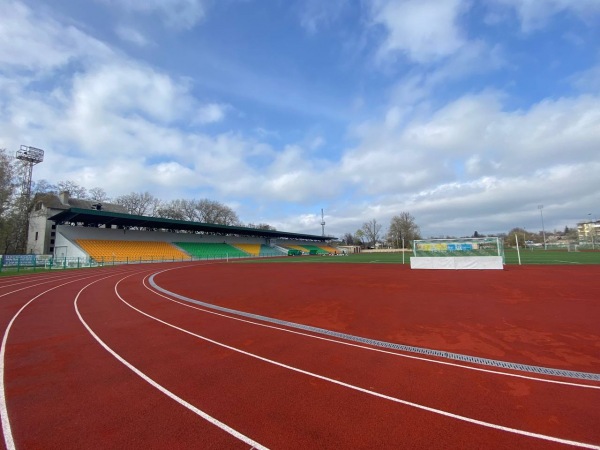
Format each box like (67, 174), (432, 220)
(370, 0), (469, 63)
(487, 0), (600, 31)
(69, 63), (193, 125)
(337, 91), (600, 235)
(3, 0), (599, 238)
(194, 103), (229, 124)
(152, 161), (197, 187)
(298, 0), (349, 34)
(260, 145), (334, 201)
(570, 64), (600, 93)
(115, 26), (151, 47)
(98, 0), (207, 29)
(0, 0), (111, 73)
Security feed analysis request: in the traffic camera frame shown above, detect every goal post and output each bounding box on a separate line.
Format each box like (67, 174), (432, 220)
(411, 237), (504, 270)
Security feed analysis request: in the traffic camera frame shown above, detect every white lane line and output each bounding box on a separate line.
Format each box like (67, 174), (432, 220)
(116, 277), (600, 449)
(140, 276), (600, 390)
(0, 272), (92, 301)
(0, 270), (127, 450)
(74, 275), (268, 450)
(144, 269), (600, 389)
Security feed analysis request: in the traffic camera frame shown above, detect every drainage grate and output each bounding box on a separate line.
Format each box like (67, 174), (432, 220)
(149, 275), (600, 382)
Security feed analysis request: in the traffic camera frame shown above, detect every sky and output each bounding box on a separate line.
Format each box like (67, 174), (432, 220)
(1, 0), (599, 239)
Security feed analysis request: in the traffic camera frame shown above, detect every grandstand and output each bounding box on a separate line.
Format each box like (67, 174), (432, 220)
(77, 239), (189, 263)
(299, 244), (333, 255)
(26, 192), (335, 265)
(233, 244), (286, 257)
(280, 244), (338, 255)
(174, 243), (249, 259)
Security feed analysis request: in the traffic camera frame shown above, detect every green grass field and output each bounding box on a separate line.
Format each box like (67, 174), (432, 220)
(242, 249), (600, 265)
(2, 248), (598, 276)
(503, 248), (600, 264)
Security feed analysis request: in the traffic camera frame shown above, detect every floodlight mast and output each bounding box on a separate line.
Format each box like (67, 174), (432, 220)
(537, 204), (546, 250)
(15, 145), (44, 253)
(321, 209), (326, 237)
(16, 145), (44, 202)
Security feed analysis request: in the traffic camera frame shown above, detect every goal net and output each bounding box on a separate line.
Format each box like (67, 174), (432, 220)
(411, 237), (504, 270)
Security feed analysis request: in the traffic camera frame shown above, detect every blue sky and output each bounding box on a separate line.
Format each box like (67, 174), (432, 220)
(1, 0), (599, 238)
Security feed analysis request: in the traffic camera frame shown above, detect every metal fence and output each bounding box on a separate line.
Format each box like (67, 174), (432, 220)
(0, 253), (284, 273)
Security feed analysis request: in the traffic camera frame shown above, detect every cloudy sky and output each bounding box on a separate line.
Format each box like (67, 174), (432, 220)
(1, 0), (599, 238)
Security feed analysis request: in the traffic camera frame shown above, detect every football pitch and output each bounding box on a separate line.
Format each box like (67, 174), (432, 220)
(243, 249), (600, 265)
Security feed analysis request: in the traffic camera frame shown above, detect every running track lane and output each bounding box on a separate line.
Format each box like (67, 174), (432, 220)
(2, 264), (600, 449)
(1, 265), (258, 449)
(86, 270), (598, 447)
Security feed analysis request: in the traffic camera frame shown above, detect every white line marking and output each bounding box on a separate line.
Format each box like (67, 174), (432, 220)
(115, 276), (600, 449)
(74, 275), (268, 450)
(0, 270), (122, 450)
(141, 276), (600, 390)
(145, 269), (600, 389)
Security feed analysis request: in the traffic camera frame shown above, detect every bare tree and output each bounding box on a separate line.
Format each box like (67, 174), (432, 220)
(32, 179), (57, 195)
(341, 232), (355, 245)
(362, 219), (382, 248)
(0, 149), (19, 253)
(387, 212), (421, 248)
(156, 198), (240, 226)
(246, 223), (277, 230)
(354, 229), (366, 246)
(156, 199), (186, 220)
(87, 187), (111, 203)
(0, 150), (15, 217)
(156, 199), (200, 221)
(115, 191), (161, 216)
(196, 199), (240, 225)
(56, 180), (87, 198)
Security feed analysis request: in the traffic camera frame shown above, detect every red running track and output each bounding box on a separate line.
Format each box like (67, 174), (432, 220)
(0, 262), (599, 449)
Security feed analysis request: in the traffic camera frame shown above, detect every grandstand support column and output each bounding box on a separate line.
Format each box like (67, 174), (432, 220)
(15, 145), (44, 253)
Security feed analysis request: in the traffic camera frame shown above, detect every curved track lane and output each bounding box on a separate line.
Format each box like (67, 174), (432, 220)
(1, 263), (599, 449)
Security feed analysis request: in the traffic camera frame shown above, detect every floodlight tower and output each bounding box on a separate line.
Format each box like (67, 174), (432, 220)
(321, 209), (326, 237)
(16, 145), (44, 202)
(15, 145), (44, 253)
(538, 204), (546, 250)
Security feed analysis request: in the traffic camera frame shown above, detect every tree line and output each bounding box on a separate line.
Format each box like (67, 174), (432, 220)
(33, 181), (279, 230)
(342, 212), (422, 249)
(0, 149), (275, 254)
(341, 216), (580, 249)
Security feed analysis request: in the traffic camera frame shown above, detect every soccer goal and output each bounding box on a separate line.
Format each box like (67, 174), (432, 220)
(411, 237), (504, 270)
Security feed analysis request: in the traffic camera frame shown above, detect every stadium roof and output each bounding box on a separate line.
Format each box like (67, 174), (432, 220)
(48, 208), (334, 241)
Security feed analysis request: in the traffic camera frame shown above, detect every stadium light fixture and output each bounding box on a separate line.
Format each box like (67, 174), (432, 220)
(538, 205), (546, 250)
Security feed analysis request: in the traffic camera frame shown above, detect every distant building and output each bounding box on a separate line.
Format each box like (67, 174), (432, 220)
(577, 221), (600, 245)
(27, 191), (127, 255)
